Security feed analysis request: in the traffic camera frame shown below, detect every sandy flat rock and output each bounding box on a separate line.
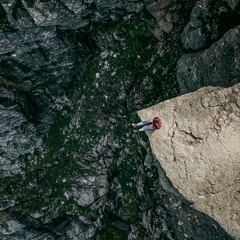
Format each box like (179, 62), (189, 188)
(138, 83), (240, 239)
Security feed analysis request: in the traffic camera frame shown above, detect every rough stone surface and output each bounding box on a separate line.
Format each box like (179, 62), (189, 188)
(0, 76), (43, 177)
(146, 0), (172, 13)
(145, 0), (196, 42)
(159, 18), (173, 33)
(177, 25), (240, 94)
(0, 0), (239, 239)
(181, 0), (240, 50)
(181, 0), (214, 50)
(227, 0), (240, 10)
(2, 0), (144, 29)
(138, 83), (240, 239)
(0, 1), (185, 238)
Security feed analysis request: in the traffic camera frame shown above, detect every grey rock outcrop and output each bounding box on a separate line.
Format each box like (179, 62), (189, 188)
(138, 83), (240, 239)
(145, 0), (195, 41)
(181, 0), (240, 51)
(177, 25), (240, 94)
(2, 0), (144, 29)
(0, 1), (151, 239)
(227, 0), (240, 10)
(181, 0), (212, 50)
(1, 0), (239, 239)
(0, 0), (144, 125)
(0, 0), (145, 179)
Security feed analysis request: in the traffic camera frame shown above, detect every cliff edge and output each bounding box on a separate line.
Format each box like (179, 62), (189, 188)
(138, 83), (240, 239)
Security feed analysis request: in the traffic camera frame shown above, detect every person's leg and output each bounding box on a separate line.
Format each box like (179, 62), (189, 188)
(135, 121), (152, 127)
(139, 125), (154, 131)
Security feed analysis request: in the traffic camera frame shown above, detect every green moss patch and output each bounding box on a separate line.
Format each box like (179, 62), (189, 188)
(0, 9), (179, 238)
(99, 225), (128, 240)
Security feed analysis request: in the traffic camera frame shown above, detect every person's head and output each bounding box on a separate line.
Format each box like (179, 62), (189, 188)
(153, 117), (161, 123)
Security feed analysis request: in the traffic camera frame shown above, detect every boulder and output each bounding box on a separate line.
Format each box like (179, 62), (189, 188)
(138, 83), (240, 239)
(177, 25), (240, 94)
(181, 0), (214, 50)
(181, 0), (240, 51)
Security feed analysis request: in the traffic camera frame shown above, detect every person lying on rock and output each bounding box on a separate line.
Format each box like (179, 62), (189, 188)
(132, 116), (163, 132)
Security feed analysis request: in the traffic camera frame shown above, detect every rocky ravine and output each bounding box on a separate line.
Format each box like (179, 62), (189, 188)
(138, 83), (240, 239)
(0, 0), (197, 239)
(0, 0), (240, 239)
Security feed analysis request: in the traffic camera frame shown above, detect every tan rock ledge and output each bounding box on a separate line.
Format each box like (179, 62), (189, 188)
(138, 83), (240, 239)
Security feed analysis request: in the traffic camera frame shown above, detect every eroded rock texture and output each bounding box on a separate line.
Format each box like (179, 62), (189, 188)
(0, 0), (240, 239)
(138, 83), (240, 239)
(178, 25), (240, 94)
(0, 0), (185, 239)
(181, 0), (240, 51)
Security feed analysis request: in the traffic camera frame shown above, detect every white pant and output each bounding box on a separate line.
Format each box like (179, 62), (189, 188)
(136, 121), (154, 131)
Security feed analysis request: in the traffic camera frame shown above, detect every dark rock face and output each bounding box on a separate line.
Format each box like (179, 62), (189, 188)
(0, 26), (93, 120)
(177, 25), (240, 94)
(0, 0), (142, 179)
(181, 0), (240, 51)
(0, 0), (144, 123)
(178, 0), (240, 94)
(2, 0), (144, 29)
(0, 0), (238, 239)
(0, 1), (176, 239)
